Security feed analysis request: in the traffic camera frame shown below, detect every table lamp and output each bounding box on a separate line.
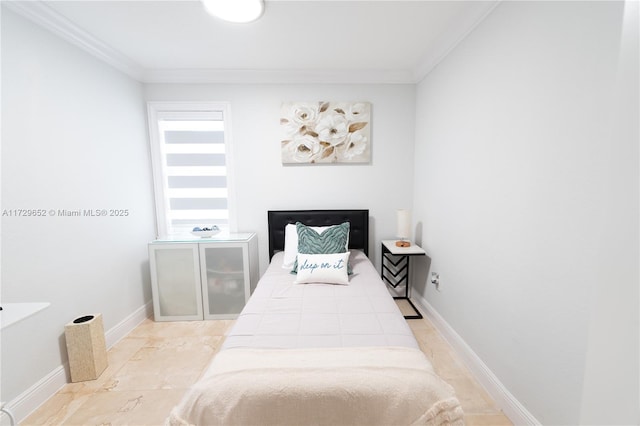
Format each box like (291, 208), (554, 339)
(396, 209), (411, 247)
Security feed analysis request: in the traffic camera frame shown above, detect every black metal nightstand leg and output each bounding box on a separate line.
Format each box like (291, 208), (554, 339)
(392, 296), (423, 319)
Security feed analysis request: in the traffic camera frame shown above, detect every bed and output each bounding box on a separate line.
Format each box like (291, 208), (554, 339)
(168, 210), (463, 426)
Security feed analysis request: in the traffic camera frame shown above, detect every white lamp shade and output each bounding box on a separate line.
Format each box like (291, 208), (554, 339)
(396, 209), (411, 240)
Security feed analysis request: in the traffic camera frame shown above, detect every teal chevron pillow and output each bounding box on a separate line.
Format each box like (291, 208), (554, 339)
(292, 221), (352, 274)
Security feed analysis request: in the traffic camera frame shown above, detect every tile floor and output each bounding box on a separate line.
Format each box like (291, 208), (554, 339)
(23, 303), (512, 425)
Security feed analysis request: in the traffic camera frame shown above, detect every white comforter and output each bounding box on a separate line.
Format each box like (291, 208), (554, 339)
(223, 250), (419, 350)
(167, 346), (464, 426)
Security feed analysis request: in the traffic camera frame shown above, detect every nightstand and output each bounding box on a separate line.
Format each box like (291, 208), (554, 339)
(381, 240), (426, 319)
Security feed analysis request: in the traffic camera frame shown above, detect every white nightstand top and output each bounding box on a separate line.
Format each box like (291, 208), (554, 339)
(382, 240), (426, 255)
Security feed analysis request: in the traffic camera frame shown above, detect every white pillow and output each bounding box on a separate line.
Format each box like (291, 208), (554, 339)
(282, 223), (332, 269)
(294, 252), (350, 285)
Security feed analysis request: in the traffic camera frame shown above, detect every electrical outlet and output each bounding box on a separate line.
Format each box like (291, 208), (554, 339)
(430, 272), (440, 288)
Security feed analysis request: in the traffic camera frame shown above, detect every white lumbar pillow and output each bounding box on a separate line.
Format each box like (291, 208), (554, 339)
(294, 252), (350, 285)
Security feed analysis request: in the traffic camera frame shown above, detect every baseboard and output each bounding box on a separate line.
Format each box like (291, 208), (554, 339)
(412, 295), (540, 426)
(104, 301), (154, 348)
(2, 301), (153, 425)
(1, 366), (67, 425)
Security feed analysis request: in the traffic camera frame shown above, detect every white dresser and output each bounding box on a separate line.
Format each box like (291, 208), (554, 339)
(149, 233), (258, 321)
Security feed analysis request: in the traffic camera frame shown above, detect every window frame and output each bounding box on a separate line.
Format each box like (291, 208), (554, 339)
(147, 101), (237, 238)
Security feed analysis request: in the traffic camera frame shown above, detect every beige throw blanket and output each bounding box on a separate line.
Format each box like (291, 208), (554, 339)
(167, 346), (464, 426)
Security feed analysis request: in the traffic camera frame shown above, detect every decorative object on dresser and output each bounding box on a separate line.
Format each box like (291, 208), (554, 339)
(190, 225), (220, 238)
(280, 101), (371, 164)
(148, 233), (258, 321)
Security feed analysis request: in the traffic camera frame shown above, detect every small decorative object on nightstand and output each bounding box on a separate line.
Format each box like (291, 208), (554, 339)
(381, 240), (426, 319)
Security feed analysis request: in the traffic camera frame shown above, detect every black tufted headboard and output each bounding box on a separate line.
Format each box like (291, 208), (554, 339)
(267, 210), (369, 260)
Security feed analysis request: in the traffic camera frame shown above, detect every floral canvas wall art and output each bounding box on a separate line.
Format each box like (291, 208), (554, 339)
(281, 101), (371, 164)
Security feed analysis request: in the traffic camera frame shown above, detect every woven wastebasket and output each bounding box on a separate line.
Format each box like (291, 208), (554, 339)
(64, 313), (108, 382)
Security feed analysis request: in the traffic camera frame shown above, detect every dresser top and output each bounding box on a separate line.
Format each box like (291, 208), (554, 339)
(152, 232), (255, 243)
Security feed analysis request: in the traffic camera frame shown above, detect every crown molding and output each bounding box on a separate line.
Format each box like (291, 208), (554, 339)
(142, 68), (417, 85)
(3, 0), (145, 81)
(412, 0), (501, 83)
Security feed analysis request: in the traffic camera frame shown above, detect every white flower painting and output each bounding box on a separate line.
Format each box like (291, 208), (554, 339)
(281, 101), (371, 164)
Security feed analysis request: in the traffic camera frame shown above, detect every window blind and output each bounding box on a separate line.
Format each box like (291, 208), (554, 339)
(148, 103), (234, 238)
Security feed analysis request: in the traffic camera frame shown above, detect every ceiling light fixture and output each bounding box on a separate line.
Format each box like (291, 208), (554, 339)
(201, 0), (264, 23)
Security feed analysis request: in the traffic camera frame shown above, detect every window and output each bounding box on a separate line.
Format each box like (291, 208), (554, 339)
(147, 102), (235, 238)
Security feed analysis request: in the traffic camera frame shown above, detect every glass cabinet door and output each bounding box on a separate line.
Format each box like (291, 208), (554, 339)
(200, 243), (250, 319)
(149, 244), (203, 321)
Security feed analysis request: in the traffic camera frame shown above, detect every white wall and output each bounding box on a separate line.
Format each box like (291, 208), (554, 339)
(144, 84), (417, 273)
(579, 1), (639, 423)
(1, 7), (155, 406)
(413, 1), (638, 424)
